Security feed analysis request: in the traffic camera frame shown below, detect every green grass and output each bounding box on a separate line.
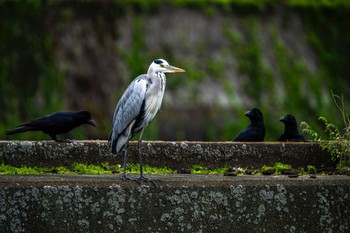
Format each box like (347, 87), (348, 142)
(0, 163), (73, 175)
(73, 163), (114, 175)
(274, 162), (292, 174)
(126, 164), (177, 174)
(0, 162), (342, 175)
(190, 164), (230, 175)
(0, 162), (176, 175)
(0, 163), (228, 175)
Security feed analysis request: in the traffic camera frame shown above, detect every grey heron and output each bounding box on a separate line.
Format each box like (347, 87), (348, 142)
(109, 59), (185, 181)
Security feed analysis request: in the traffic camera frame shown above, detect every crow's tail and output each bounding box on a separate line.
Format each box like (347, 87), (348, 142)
(5, 126), (33, 135)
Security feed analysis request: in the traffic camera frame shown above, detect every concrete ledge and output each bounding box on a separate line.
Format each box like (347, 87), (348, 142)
(0, 141), (348, 232)
(0, 140), (335, 169)
(0, 174), (349, 232)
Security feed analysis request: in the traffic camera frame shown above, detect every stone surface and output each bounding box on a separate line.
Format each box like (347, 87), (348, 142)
(0, 174), (349, 232)
(0, 141), (347, 232)
(0, 140), (335, 169)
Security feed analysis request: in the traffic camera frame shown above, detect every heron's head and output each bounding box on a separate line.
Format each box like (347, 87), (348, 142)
(148, 59), (185, 74)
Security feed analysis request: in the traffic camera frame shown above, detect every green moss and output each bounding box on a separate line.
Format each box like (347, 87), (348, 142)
(190, 164), (210, 174)
(131, 164), (176, 174)
(0, 163), (73, 175)
(189, 164), (230, 174)
(0, 162), (177, 175)
(261, 163), (293, 175)
(298, 167), (306, 174)
(209, 166), (230, 174)
(274, 162), (292, 174)
(0, 162), (340, 175)
(73, 163), (114, 175)
(261, 165), (274, 171)
(307, 165), (316, 173)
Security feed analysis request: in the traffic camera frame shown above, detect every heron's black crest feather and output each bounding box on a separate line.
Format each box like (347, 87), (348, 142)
(154, 59), (163, 64)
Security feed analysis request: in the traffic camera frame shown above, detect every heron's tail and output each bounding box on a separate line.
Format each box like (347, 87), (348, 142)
(110, 134), (128, 155)
(111, 140), (118, 154)
(109, 132), (118, 154)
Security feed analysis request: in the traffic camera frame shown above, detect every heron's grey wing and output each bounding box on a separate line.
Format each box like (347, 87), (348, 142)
(111, 75), (148, 154)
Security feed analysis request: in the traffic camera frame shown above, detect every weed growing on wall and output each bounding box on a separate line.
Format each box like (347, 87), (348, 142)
(301, 92), (350, 168)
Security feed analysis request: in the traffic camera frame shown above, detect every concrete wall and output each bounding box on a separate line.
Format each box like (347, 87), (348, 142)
(0, 141), (348, 232)
(0, 140), (335, 169)
(1, 174), (349, 232)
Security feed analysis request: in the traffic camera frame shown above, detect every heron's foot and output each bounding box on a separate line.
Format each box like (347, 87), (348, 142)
(135, 175), (160, 186)
(121, 175), (132, 181)
(120, 175), (160, 186)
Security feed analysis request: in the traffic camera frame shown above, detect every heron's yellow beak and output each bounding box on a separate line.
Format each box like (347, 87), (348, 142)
(165, 65), (185, 73)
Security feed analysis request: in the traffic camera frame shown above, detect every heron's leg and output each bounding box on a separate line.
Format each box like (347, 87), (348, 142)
(121, 144), (131, 181)
(138, 128), (145, 178)
(136, 129), (159, 185)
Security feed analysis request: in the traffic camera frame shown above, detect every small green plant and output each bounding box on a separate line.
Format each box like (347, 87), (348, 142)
(301, 92), (350, 168)
(298, 167), (306, 175)
(0, 163), (73, 175)
(273, 162), (292, 174)
(209, 166), (230, 175)
(190, 164), (210, 174)
(0, 162), (176, 175)
(307, 165), (316, 174)
(73, 163), (113, 175)
(261, 165), (276, 175)
(187, 165), (231, 175)
(300, 121), (321, 142)
(127, 164), (176, 175)
(261, 165), (273, 171)
(260, 163), (292, 175)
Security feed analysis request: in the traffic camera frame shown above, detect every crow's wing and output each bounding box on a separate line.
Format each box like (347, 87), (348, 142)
(233, 127), (259, 142)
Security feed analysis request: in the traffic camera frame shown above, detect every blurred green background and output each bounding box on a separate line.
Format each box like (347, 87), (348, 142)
(1, 0), (350, 141)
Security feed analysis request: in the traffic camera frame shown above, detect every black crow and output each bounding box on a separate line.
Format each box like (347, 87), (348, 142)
(5, 110), (96, 141)
(278, 114), (305, 142)
(233, 108), (265, 142)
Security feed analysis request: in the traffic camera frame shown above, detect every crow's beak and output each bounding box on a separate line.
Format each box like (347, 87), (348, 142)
(244, 110), (253, 117)
(279, 116), (287, 123)
(87, 119), (97, 127)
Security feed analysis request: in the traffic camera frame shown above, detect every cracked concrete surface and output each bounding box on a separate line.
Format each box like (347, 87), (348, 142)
(0, 140), (335, 169)
(0, 175), (349, 232)
(0, 141), (346, 232)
